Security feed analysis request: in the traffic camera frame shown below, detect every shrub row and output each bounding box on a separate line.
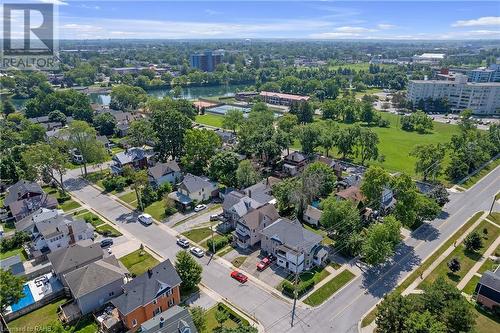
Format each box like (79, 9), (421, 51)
(102, 176), (127, 192)
(206, 235), (230, 253)
(281, 279), (315, 298)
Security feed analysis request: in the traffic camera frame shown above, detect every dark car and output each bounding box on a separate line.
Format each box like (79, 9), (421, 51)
(100, 239), (113, 247)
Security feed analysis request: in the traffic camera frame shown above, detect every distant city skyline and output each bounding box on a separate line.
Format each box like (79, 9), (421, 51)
(5, 1), (500, 40)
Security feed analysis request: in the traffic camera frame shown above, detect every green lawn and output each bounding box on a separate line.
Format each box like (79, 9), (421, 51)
(71, 315), (99, 333)
(43, 186), (81, 212)
(488, 212), (499, 226)
(8, 298), (67, 330)
(1, 221), (16, 233)
(420, 219), (499, 288)
(195, 113), (225, 128)
(182, 227), (213, 243)
(462, 275), (481, 295)
(119, 249), (160, 276)
(95, 224), (122, 237)
(200, 235), (228, 252)
(59, 199), (81, 212)
(231, 256), (247, 268)
(0, 246), (27, 261)
(144, 200), (166, 221)
(76, 211), (105, 227)
(287, 266), (331, 285)
(218, 245), (235, 257)
(462, 159), (500, 189)
(85, 170), (110, 189)
(303, 270), (355, 306)
(474, 304), (500, 333)
(203, 303), (249, 333)
(361, 211), (484, 327)
(118, 191), (137, 206)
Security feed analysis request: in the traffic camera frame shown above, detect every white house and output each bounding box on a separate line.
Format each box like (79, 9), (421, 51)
(147, 161), (182, 188)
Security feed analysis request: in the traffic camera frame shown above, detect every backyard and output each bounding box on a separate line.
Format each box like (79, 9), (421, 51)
(119, 248), (160, 276)
(203, 303), (250, 333)
(7, 298), (67, 330)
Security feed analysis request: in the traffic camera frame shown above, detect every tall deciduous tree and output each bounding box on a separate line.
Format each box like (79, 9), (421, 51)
(0, 269), (25, 312)
(190, 306), (207, 333)
(357, 128), (379, 165)
(128, 119), (155, 147)
(361, 166), (390, 209)
(410, 143), (446, 181)
(110, 84), (147, 111)
(236, 160), (260, 189)
(175, 250), (202, 291)
(66, 120), (107, 176)
(93, 112), (117, 136)
(151, 109), (192, 161)
(222, 109), (244, 134)
(362, 216), (401, 266)
(181, 129), (222, 175)
(208, 151), (240, 187)
(22, 143), (68, 192)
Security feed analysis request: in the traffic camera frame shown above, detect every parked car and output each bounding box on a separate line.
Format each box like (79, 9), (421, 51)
(176, 238), (190, 248)
(138, 213), (153, 225)
(190, 247), (205, 258)
(257, 257), (271, 271)
(267, 254), (277, 262)
(100, 239), (114, 247)
(210, 214), (219, 221)
(194, 204), (207, 212)
(231, 271), (248, 283)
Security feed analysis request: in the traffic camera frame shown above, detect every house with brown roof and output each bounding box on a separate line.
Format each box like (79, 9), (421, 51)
(283, 152), (308, 176)
(111, 260), (182, 332)
(234, 203), (280, 249)
(336, 186), (366, 208)
(259, 91), (310, 106)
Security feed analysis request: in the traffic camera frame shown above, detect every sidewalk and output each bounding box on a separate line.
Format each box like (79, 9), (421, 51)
(402, 211), (489, 295)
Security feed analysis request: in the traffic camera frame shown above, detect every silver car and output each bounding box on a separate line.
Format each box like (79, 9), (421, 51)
(190, 247), (205, 258)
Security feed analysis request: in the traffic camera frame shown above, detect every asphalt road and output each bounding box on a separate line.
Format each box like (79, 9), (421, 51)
(63, 165), (500, 333)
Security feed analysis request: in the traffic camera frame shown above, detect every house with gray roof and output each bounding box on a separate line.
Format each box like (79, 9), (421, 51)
(475, 267), (500, 310)
(47, 241), (104, 283)
(148, 161), (182, 188)
(111, 260), (182, 331)
(9, 193), (58, 222)
(260, 218), (324, 273)
(4, 180), (43, 208)
(62, 256), (127, 316)
(234, 203), (280, 249)
(140, 305), (198, 333)
(303, 205), (322, 226)
(111, 147), (152, 174)
(169, 174), (217, 210)
(222, 191), (261, 227)
(242, 177), (281, 206)
(0, 254), (24, 276)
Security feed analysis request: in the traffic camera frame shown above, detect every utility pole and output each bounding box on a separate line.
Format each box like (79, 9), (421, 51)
(291, 268), (298, 327)
(489, 195), (497, 214)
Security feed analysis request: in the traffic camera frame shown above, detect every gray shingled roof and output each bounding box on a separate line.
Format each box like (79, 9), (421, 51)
(15, 208), (62, 233)
(179, 173), (214, 193)
(261, 218), (322, 250)
(304, 205), (322, 221)
(148, 161), (180, 181)
(47, 242), (104, 275)
(140, 305), (198, 333)
(111, 259), (181, 315)
(64, 256), (126, 298)
(4, 180), (43, 207)
(240, 203), (280, 230)
(479, 268), (500, 292)
(9, 194), (58, 221)
(113, 147), (147, 165)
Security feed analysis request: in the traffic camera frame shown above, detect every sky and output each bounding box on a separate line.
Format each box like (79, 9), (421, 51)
(4, 1), (500, 40)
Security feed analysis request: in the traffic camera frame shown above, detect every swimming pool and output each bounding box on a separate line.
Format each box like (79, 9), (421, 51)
(10, 284), (35, 312)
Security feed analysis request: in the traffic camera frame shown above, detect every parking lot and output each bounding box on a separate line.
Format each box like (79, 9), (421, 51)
(238, 249), (288, 288)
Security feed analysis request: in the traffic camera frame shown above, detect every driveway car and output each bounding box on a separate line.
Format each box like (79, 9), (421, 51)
(210, 214), (219, 221)
(257, 257), (271, 271)
(100, 238), (114, 247)
(138, 213), (153, 225)
(190, 247), (205, 258)
(231, 271), (248, 283)
(176, 238), (190, 248)
(194, 204), (207, 212)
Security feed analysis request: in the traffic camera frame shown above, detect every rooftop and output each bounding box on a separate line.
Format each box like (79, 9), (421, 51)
(261, 218), (322, 251)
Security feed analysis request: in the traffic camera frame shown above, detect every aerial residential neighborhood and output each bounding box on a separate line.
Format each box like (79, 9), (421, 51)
(0, 1), (499, 333)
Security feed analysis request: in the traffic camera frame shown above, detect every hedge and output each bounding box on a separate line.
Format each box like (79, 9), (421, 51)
(281, 278), (315, 298)
(206, 236), (229, 253)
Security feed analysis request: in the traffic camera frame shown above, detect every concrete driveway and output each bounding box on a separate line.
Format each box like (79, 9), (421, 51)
(239, 249), (288, 289)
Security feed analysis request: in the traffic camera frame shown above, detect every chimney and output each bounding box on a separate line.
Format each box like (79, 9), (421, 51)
(147, 268), (153, 278)
(159, 317), (165, 328)
(248, 190), (252, 198)
(68, 225), (75, 244)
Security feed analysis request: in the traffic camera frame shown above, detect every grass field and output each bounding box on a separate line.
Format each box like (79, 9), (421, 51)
(95, 224), (122, 237)
(195, 113), (225, 128)
(8, 298), (67, 330)
(203, 303), (250, 333)
(182, 227), (213, 243)
(0, 246), (27, 261)
(144, 200), (166, 221)
(118, 191), (137, 206)
(303, 270), (355, 306)
(120, 249), (160, 276)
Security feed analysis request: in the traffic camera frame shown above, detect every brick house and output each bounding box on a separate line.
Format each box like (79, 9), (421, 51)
(111, 260), (182, 332)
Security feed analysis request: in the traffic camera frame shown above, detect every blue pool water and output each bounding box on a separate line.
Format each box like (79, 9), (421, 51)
(10, 284), (35, 312)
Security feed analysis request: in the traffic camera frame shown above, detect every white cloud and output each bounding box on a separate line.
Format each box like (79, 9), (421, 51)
(377, 24), (396, 30)
(335, 26), (376, 33)
(452, 16), (500, 27)
(310, 32), (361, 39)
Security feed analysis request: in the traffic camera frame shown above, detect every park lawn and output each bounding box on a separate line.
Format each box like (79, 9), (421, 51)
(462, 158), (500, 189)
(182, 227), (213, 243)
(195, 113), (225, 128)
(120, 249), (160, 276)
(118, 191), (138, 206)
(302, 224), (334, 246)
(144, 200), (166, 221)
(8, 298), (67, 330)
(0, 246), (27, 261)
(303, 270), (355, 306)
(462, 275), (481, 295)
(361, 211), (484, 327)
(204, 303), (249, 333)
(95, 224), (122, 237)
(420, 219), (499, 289)
(355, 88), (383, 99)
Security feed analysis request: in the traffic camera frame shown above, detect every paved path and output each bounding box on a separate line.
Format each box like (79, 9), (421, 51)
(63, 164), (500, 333)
